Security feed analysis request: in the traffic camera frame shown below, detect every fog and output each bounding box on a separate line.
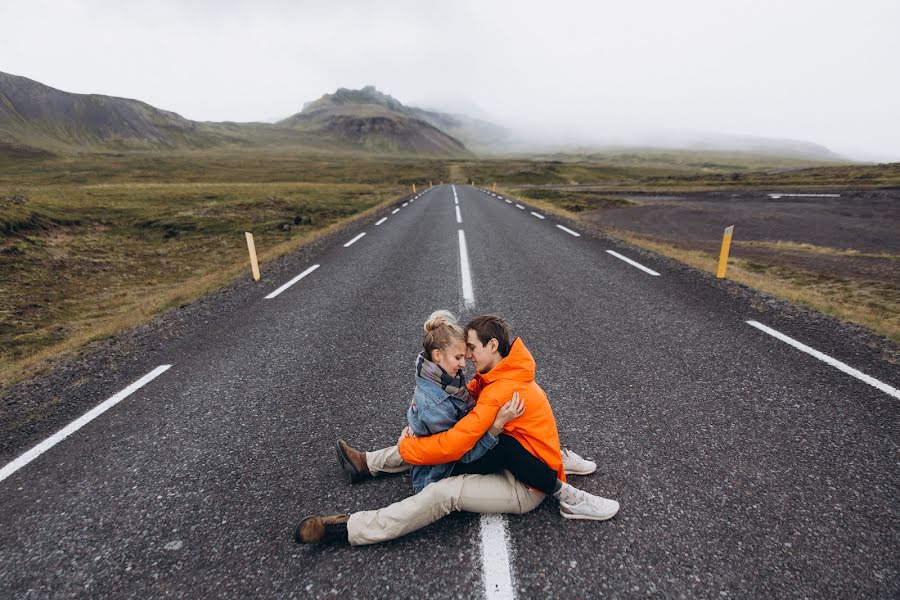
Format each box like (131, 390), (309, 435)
(3, 0), (899, 160)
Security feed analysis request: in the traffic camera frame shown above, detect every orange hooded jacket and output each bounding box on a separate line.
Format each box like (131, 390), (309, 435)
(398, 337), (565, 482)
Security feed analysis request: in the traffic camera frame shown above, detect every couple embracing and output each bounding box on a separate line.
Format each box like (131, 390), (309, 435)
(294, 312), (619, 546)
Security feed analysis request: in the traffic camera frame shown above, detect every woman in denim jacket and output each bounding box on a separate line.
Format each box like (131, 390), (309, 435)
(406, 310), (520, 492)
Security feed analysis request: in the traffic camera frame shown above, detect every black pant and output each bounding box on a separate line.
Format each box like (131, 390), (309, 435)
(451, 434), (558, 495)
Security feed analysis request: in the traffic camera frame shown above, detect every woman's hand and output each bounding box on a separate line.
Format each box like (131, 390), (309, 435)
(398, 425), (417, 446)
(489, 392), (525, 436)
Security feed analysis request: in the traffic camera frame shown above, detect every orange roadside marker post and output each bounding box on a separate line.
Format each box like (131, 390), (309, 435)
(717, 226), (734, 279)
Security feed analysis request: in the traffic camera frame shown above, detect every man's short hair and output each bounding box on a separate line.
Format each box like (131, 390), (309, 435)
(465, 314), (512, 357)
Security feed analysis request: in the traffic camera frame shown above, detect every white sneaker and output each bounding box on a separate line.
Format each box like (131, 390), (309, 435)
(562, 447), (597, 475)
(559, 490), (619, 521)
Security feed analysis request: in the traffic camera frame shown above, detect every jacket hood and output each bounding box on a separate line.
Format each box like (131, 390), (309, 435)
(476, 337), (535, 385)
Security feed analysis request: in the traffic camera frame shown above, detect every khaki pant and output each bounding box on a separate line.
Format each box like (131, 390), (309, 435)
(365, 445), (411, 476)
(347, 468), (545, 545)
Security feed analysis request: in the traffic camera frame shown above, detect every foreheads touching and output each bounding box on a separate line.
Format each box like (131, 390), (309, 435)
(464, 314), (511, 374)
(423, 310), (467, 374)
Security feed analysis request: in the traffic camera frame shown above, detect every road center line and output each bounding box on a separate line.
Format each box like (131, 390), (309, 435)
(606, 250), (660, 276)
(265, 264), (320, 299)
(455, 205), (463, 223)
(480, 514), (516, 599)
(375, 217), (388, 226)
(746, 320), (900, 399)
(458, 229), (475, 308)
(530, 211), (545, 219)
(0, 365), (172, 484)
(555, 224), (581, 237)
(343, 232), (366, 247)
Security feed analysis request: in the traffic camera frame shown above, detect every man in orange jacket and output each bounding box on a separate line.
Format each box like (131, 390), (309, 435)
(294, 315), (619, 545)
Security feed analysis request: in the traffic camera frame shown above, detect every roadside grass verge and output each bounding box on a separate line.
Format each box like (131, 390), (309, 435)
(0, 180), (401, 390)
(494, 185), (900, 345)
(608, 230), (900, 344)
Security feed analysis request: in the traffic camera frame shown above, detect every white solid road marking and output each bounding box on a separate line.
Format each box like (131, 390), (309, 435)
(0, 365), (172, 484)
(458, 229), (475, 308)
(530, 211), (545, 220)
(343, 232), (366, 248)
(606, 250), (660, 276)
(391, 208), (400, 214)
(265, 264), (320, 299)
(480, 514), (516, 600)
(768, 193), (841, 199)
(375, 217), (388, 226)
(455, 205), (463, 223)
(556, 224), (581, 237)
(746, 320), (900, 400)
(515, 204), (525, 210)
(455, 197), (459, 205)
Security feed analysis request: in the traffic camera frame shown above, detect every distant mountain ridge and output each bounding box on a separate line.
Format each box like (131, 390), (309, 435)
(277, 86), (469, 155)
(0, 74), (471, 157)
(0, 71), (843, 161)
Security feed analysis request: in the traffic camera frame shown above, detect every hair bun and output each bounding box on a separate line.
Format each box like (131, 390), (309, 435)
(424, 309), (457, 333)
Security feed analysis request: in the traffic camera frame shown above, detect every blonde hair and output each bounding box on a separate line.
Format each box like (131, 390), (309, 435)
(423, 310), (465, 360)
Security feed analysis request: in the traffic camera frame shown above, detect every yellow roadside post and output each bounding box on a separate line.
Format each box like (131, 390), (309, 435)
(492, 182), (497, 192)
(716, 226), (734, 279)
(412, 183), (417, 194)
(245, 232), (261, 281)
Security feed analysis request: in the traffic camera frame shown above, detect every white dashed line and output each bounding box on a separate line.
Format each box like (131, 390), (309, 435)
(343, 232), (366, 247)
(375, 217), (388, 226)
(530, 212), (545, 220)
(515, 204), (525, 210)
(556, 224), (581, 237)
(402, 202), (408, 207)
(456, 205), (463, 223)
(606, 250), (659, 276)
(391, 208), (400, 214)
(266, 264), (321, 299)
(458, 229), (475, 308)
(0, 365), (172, 484)
(504, 199), (512, 204)
(480, 515), (516, 599)
(746, 321), (900, 399)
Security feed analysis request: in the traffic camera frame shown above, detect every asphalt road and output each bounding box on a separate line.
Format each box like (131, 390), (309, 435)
(1, 185), (897, 599)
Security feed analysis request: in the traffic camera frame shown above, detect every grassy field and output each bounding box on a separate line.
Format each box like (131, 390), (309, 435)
(2, 149), (897, 390)
(507, 182), (900, 345)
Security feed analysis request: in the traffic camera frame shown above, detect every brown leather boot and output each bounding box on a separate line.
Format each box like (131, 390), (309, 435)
(293, 514), (350, 544)
(336, 439), (372, 483)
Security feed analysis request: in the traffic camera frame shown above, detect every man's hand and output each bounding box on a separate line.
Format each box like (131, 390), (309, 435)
(398, 425), (417, 447)
(489, 392), (525, 437)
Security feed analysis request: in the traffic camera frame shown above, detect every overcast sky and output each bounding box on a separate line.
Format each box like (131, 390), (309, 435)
(3, 0), (899, 160)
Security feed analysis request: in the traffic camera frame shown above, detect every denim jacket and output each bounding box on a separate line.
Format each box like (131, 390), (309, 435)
(407, 371), (498, 492)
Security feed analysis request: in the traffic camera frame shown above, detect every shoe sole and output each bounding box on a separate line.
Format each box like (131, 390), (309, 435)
(559, 509), (618, 521)
(336, 440), (361, 484)
(563, 466), (597, 476)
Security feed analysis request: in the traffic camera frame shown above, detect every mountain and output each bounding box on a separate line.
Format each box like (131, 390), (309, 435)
(277, 86), (469, 156)
(0, 71), (241, 152)
(0, 74), (470, 157)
